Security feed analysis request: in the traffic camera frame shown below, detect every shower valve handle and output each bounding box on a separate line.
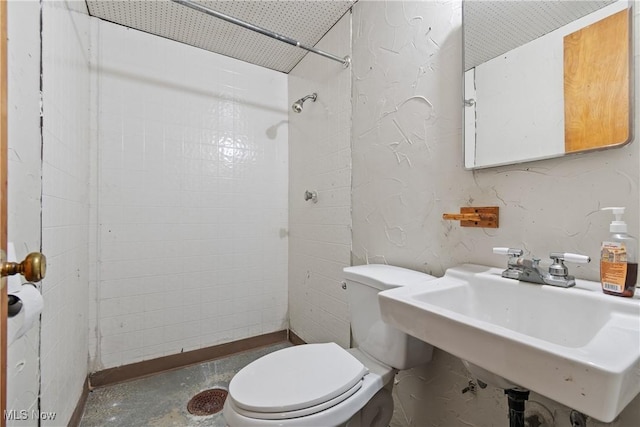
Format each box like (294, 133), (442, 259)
(304, 190), (318, 203)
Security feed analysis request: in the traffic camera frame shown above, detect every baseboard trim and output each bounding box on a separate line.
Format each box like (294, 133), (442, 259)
(89, 330), (288, 388)
(288, 329), (307, 345)
(68, 376), (90, 427)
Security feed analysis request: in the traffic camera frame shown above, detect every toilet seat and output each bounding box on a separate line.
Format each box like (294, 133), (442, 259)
(229, 343), (369, 419)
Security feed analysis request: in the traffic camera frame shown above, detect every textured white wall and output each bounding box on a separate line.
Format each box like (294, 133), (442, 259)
(288, 13), (352, 348)
(40, 1), (92, 425)
(90, 21), (289, 370)
(352, 0), (640, 426)
(5, 1), (42, 424)
(353, 0), (637, 284)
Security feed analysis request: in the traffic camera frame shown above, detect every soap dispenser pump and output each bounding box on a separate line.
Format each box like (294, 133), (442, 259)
(600, 207), (637, 297)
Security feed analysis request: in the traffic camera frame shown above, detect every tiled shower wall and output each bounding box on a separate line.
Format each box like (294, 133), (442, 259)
(288, 13), (352, 348)
(41, 1), (92, 424)
(351, 0), (640, 426)
(90, 20), (289, 370)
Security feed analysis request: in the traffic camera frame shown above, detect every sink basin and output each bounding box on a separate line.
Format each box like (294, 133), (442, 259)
(379, 264), (640, 422)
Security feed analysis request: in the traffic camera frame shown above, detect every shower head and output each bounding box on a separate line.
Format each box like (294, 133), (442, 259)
(291, 101), (304, 113)
(291, 93), (317, 113)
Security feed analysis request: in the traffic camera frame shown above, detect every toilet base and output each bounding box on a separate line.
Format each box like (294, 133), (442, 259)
(345, 388), (394, 427)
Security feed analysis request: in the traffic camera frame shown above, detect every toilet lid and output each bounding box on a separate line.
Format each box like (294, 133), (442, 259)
(230, 379), (363, 420)
(229, 343), (369, 413)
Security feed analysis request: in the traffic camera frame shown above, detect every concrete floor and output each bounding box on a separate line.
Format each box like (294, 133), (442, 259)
(80, 342), (291, 427)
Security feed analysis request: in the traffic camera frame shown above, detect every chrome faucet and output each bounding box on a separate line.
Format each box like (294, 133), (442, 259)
(493, 248), (590, 288)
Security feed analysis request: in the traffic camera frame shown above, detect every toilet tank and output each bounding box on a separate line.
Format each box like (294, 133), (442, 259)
(343, 264), (436, 370)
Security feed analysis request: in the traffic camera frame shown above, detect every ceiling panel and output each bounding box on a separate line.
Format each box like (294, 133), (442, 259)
(86, 0), (354, 73)
(464, 0), (617, 70)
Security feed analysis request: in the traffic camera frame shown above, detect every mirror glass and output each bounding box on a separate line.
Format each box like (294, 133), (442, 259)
(463, 0), (632, 169)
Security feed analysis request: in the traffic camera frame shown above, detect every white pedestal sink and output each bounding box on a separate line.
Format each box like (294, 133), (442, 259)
(378, 264), (640, 422)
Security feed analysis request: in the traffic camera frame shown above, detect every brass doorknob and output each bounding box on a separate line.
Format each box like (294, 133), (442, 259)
(1, 252), (47, 282)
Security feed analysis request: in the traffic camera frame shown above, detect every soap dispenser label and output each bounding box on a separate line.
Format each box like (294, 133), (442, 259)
(601, 241), (627, 293)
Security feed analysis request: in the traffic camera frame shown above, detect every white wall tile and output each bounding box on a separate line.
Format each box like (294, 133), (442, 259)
(288, 13), (352, 348)
(39, 2), (92, 425)
(91, 20), (289, 369)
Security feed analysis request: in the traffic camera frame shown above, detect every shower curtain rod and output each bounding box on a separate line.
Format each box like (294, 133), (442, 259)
(171, 0), (351, 68)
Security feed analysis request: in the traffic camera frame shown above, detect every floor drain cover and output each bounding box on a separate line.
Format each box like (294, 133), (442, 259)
(187, 388), (229, 416)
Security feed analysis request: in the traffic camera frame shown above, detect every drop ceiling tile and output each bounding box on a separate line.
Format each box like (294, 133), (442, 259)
(86, 0), (355, 73)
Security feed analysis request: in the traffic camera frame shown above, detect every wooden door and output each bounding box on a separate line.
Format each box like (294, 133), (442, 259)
(0, 0), (8, 425)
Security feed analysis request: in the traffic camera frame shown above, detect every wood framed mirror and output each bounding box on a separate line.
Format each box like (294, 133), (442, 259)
(463, 0), (633, 169)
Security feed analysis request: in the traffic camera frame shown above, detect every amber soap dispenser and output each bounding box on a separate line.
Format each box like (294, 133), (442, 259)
(600, 207), (637, 297)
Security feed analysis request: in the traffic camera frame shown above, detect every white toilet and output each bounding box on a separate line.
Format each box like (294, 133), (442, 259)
(222, 264), (436, 427)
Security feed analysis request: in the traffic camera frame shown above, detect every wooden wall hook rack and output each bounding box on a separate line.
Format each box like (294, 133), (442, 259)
(442, 207), (499, 228)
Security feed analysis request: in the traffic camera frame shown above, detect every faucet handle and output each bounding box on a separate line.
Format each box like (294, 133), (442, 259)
(493, 247), (523, 257)
(494, 248), (524, 279)
(548, 252), (590, 280)
(549, 252), (591, 264)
